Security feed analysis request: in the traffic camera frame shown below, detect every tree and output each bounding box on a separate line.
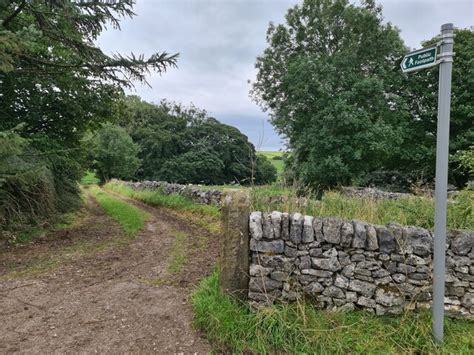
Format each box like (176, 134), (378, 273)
(119, 96), (276, 185)
(254, 156), (278, 185)
(0, 0), (176, 233)
(389, 29), (474, 187)
(252, 0), (407, 188)
(91, 124), (140, 182)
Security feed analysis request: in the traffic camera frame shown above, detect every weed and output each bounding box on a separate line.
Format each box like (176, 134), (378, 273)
(167, 231), (189, 273)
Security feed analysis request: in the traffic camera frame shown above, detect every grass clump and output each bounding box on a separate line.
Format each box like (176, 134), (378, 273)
(251, 187), (474, 230)
(192, 271), (474, 354)
(80, 171), (100, 185)
(104, 181), (220, 233)
(89, 186), (149, 237)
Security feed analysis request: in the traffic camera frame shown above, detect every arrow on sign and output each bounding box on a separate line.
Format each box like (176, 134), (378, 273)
(401, 46), (438, 73)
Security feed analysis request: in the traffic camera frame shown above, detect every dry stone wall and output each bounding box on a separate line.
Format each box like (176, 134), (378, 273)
(120, 180), (223, 206)
(248, 211), (474, 318)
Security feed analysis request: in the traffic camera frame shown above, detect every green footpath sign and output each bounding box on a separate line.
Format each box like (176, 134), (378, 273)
(401, 46), (438, 73)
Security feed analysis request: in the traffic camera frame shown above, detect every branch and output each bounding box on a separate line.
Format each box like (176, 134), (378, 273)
(2, 0), (26, 28)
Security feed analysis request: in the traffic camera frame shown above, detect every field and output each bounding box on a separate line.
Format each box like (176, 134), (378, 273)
(258, 151), (284, 177)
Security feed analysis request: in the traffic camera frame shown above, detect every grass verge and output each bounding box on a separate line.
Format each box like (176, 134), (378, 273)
(192, 271), (474, 354)
(104, 181), (221, 233)
(89, 186), (150, 237)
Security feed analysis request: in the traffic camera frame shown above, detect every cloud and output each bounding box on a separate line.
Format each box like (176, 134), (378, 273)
(97, 0), (473, 151)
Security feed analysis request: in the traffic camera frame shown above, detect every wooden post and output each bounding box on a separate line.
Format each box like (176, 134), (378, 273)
(220, 190), (250, 300)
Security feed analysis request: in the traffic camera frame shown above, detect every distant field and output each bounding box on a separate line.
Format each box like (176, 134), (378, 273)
(258, 151), (284, 176)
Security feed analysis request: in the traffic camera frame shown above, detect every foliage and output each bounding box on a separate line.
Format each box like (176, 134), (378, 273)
(257, 151), (285, 178)
(89, 124), (140, 182)
(0, 0), (175, 233)
(192, 270), (474, 354)
(80, 171), (100, 185)
(254, 155), (278, 184)
(252, 0), (406, 188)
(252, 0), (473, 189)
(119, 96), (277, 185)
(89, 186), (149, 237)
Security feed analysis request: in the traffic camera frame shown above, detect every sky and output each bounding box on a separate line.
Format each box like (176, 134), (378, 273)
(97, 0), (473, 151)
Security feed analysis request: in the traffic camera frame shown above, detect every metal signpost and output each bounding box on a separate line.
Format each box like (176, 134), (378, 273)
(401, 23), (454, 344)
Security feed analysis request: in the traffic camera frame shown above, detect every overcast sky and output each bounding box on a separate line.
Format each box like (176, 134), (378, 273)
(97, 0), (473, 151)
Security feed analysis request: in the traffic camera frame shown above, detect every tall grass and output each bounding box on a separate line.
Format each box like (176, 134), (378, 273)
(251, 186), (474, 230)
(89, 186), (149, 236)
(192, 271), (474, 354)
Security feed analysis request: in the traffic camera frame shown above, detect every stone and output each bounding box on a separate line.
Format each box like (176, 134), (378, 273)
(405, 226), (433, 256)
(406, 255), (427, 266)
(301, 269), (333, 278)
(340, 221), (354, 247)
(387, 223), (404, 252)
(372, 269), (390, 278)
(391, 254), (405, 263)
(375, 288), (403, 307)
(376, 305), (403, 315)
(366, 224), (379, 251)
(446, 286), (465, 297)
(346, 291), (358, 302)
(270, 211), (282, 239)
(312, 257), (341, 271)
(375, 276), (392, 285)
(249, 277), (282, 292)
(322, 248), (338, 258)
(284, 245), (297, 257)
(357, 296), (376, 308)
(271, 271), (289, 282)
(408, 272), (428, 281)
(323, 217), (342, 244)
(299, 255), (311, 270)
(376, 225), (396, 254)
(451, 231), (474, 255)
(351, 254), (365, 262)
(312, 217), (324, 243)
(248, 291), (277, 303)
(281, 212), (290, 240)
(461, 293), (474, 308)
(303, 282), (324, 293)
(348, 279), (377, 297)
(342, 264), (355, 277)
(262, 213), (273, 239)
(302, 215), (315, 243)
(397, 263), (416, 274)
(323, 286), (345, 299)
(334, 275), (349, 289)
(290, 213), (304, 244)
(352, 221), (367, 248)
(392, 273), (406, 283)
(250, 239), (285, 254)
(249, 265), (272, 277)
(309, 248), (323, 257)
(249, 212), (263, 240)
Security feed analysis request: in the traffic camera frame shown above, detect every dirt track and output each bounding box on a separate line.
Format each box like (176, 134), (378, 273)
(0, 192), (218, 353)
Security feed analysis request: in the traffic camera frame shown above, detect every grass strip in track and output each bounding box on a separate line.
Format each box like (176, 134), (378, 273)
(104, 182), (220, 234)
(192, 271), (474, 354)
(89, 186), (150, 237)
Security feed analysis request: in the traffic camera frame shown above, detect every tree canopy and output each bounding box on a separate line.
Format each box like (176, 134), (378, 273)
(252, 0), (473, 189)
(119, 96), (277, 185)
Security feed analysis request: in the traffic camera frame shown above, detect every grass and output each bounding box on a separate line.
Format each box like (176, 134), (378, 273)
(258, 151), (284, 177)
(80, 171), (100, 185)
(104, 181), (221, 234)
(89, 185), (150, 236)
(251, 186), (474, 230)
(192, 270), (474, 354)
(167, 231), (189, 273)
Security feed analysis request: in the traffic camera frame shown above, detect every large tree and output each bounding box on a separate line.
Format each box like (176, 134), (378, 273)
(119, 96), (277, 185)
(252, 0), (407, 188)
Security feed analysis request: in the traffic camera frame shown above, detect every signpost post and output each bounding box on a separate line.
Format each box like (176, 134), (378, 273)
(401, 23), (454, 344)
